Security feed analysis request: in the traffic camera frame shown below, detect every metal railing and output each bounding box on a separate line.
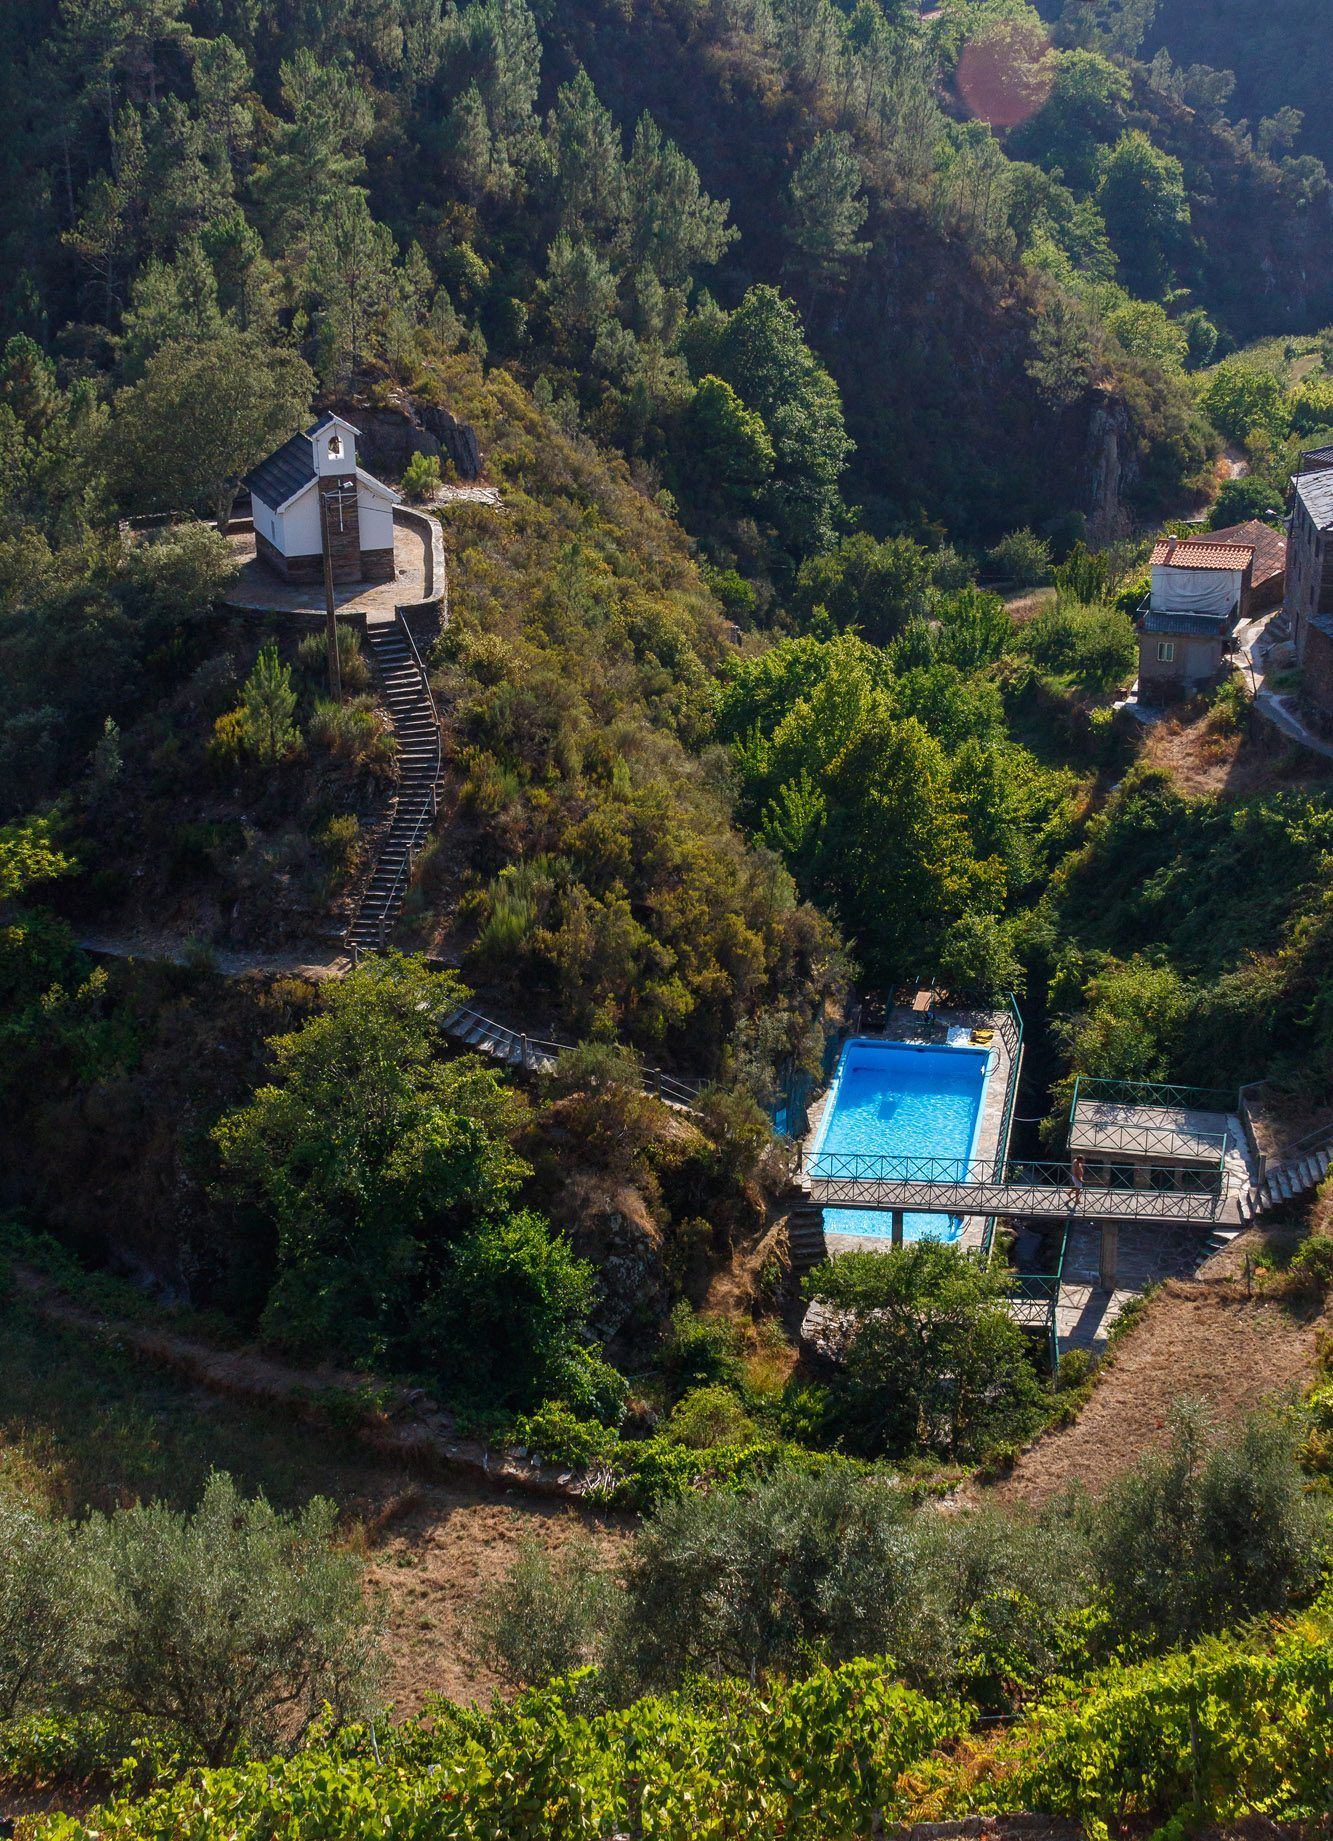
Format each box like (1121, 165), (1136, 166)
(1070, 1075), (1237, 1114)
(442, 1004), (704, 1109)
(1068, 1075), (1236, 1162)
(991, 996), (1024, 1181)
(1003, 1219), (1070, 1369)
(799, 1150), (1227, 1223)
(1006, 1272), (1060, 1329)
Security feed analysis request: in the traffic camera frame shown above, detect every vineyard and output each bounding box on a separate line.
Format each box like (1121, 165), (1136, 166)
(22, 1593), (1333, 1840)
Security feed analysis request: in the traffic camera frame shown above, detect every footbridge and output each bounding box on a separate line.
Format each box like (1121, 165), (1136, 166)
(798, 1152), (1246, 1227)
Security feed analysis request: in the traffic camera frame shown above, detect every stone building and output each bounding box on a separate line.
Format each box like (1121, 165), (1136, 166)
(1137, 535), (1255, 705)
(1285, 447), (1333, 722)
(244, 414), (398, 585)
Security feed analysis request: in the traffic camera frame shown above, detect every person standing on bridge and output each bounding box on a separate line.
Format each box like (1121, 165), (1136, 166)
(1069, 1154), (1086, 1210)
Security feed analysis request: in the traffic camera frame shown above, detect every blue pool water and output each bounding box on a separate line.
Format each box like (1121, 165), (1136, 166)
(809, 1039), (991, 1241)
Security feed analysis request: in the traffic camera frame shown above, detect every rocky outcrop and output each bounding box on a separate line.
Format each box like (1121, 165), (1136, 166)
(1082, 391), (1133, 544)
(561, 1173), (672, 1345)
(327, 396), (482, 482)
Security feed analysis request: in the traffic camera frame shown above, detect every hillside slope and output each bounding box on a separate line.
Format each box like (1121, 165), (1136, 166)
(1150, 0), (1333, 168)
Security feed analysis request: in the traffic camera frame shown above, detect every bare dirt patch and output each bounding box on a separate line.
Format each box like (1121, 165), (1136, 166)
(364, 1483), (626, 1713)
(7, 1273), (632, 1712)
(978, 1252), (1326, 1509)
(1138, 701), (1325, 801)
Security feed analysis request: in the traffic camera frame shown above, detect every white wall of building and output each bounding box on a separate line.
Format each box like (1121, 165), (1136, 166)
(1150, 563), (1243, 616)
(276, 487), (323, 558)
(315, 419), (359, 478)
(358, 487), (394, 552)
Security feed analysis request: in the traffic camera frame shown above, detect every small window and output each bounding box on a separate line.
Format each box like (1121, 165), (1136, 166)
(327, 433), (343, 460)
(1156, 640), (1175, 663)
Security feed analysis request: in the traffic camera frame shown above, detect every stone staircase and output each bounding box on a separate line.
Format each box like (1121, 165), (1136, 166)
(1249, 1137), (1333, 1217)
(346, 616), (443, 958)
(786, 1207), (829, 1278)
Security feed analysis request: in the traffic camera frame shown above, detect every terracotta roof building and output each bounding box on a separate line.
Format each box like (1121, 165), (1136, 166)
(1149, 539), (1255, 571)
(1137, 533), (1257, 706)
(1196, 520), (1287, 612)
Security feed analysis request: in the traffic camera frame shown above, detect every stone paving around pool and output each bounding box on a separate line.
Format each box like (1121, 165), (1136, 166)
(1051, 1220), (1235, 1353)
(806, 1005), (1018, 1260)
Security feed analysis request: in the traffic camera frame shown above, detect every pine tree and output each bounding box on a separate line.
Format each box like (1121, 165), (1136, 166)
(240, 646), (299, 765)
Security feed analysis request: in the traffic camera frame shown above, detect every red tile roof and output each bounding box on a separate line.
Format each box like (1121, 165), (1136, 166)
(1198, 519), (1287, 589)
(1150, 539), (1256, 570)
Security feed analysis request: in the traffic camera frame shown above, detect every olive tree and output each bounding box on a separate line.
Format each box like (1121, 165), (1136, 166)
(0, 1493), (88, 1720)
(84, 1471), (383, 1765)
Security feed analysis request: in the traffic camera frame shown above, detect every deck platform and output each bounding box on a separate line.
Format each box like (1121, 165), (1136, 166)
(1068, 1097), (1233, 1166)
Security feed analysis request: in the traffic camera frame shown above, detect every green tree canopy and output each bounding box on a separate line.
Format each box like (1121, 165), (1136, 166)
(1096, 131), (1191, 297)
(105, 327), (314, 526)
(808, 1243), (1044, 1460)
(431, 1211), (622, 1419)
(793, 533), (932, 645)
(711, 286), (852, 556)
(213, 956), (529, 1362)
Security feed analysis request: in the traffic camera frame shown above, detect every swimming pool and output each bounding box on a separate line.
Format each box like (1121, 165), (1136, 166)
(808, 1038), (992, 1241)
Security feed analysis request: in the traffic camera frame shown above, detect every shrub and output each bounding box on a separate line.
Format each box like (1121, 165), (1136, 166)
(1018, 600), (1137, 692)
(81, 1473), (383, 1766)
(400, 450), (441, 500)
(0, 1495), (86, 1721)
(1054, 1346), (1095, 1392)
(307, 697), (397, 778)
(658, 1302), (747, 1402)
(1207, 674), (1251, 736)
(297, 627), (370, 694)
(663, 1385), (757, 1450)
(1088, 1400), (1329, 1651)
(1287, 1233), (1333, 1298)
(431, 1212), (626, 1421)
(930, 544), (975, 590)
(319, 813), (361, 875)
(471, 1537), (613, 1689)
(988, 527), (1052, 588)
(512, 1400), (621, 1470)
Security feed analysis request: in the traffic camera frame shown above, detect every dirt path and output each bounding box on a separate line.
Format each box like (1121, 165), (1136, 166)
(977, 1257), (1325, 1508)
(77, 931), (351, 980)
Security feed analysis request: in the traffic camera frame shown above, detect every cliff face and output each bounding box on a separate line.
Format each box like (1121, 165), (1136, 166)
(325, 398), (482, 482)
(1083, 392), (1133, 542)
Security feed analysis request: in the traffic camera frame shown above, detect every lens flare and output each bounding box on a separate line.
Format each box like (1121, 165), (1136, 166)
(956, 21), (1055, 130)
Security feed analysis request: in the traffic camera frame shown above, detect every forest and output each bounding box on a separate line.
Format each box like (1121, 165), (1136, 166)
(4, 0), (1333, 1832)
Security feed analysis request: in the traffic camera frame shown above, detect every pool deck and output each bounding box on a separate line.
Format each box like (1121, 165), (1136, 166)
(1068, 1098), (1235, 1167)
(804, 1006), (1019, 1260)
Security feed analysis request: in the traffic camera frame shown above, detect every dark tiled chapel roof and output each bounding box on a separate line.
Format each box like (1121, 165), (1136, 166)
(244, 430), (316, 509)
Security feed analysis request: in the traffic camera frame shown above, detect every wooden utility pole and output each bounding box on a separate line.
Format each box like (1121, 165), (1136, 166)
(320, 486), (342, 703)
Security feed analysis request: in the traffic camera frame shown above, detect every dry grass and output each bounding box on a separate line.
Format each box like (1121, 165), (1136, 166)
(974, 1230), (1328, 1509)
(0, 1283), (628, 1714)
(1138, 699), (1325, 801)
